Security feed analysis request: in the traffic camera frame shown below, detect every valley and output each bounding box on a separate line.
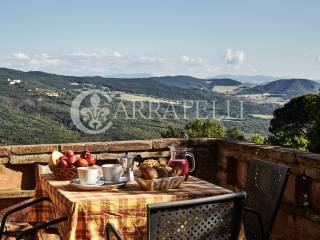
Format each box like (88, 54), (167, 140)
(0, 67), (318, 145)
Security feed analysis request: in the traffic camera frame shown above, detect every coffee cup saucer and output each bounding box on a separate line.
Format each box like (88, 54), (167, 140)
(99, 176), (129, 185)
(70, 177), (129, 190)
(71, 179), (104, 186)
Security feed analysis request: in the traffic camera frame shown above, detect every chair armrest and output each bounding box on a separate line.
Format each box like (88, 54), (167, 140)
(0, 197), (52, 236)
(16, 216), (68, 240)
(244, 207), (265, 240)
(106, 223), (124, 240)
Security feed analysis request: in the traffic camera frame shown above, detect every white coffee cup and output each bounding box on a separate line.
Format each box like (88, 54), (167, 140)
(102, 164), (124, 182)
(77, 167), (99, 185)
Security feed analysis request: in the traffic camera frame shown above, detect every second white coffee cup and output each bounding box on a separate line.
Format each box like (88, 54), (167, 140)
(102, 164), (124, 182)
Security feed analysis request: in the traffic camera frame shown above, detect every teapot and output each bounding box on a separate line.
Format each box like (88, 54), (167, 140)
(168, 146), (195, 180)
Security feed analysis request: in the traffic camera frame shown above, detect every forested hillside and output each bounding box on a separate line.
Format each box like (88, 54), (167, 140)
(0, 68), (278, 145)
(239, 79), (320, 99)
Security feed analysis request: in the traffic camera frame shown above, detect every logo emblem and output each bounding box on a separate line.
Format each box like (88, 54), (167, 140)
(70, 90), (112, 134)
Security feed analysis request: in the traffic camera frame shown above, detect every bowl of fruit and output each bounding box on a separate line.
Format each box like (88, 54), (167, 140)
(49, 150), (97, 180)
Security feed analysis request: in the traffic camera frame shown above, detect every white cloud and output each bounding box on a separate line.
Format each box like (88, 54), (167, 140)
(33, 53), (50, 59)
(0, 51), (257, 77)
(67, 52), (100, 59)
(224, 49), (245, 65)
(181, 55), (207, 64)
(316, 56), (320, 63)
(248, 65), (258, 73)
(112, 51), (122, 58)
(181, 55), (190, 62)
(13, 52), (29, 60)
(138, 56), (166, 64)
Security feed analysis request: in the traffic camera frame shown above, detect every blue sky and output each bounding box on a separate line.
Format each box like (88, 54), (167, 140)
(0, 0), (320, 78)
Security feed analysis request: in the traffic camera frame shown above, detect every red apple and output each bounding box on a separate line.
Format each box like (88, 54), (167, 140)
(57, 159), (68, 168)
(75, 158), (88, 167)
(64, 150), (74, 159)
(80, 150), (91, 159)
(67, 155), (77, 165)
(87, 155), (96, 166)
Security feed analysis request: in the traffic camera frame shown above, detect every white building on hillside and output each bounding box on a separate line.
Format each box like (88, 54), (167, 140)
(8, 78), (22, 85)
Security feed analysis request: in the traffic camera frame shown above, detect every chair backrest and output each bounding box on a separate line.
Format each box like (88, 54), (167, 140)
(147, 192), (246, 240)
(244, 159), (290, 239)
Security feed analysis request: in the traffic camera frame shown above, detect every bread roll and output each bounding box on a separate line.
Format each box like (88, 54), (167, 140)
(139, 165), (158, 180)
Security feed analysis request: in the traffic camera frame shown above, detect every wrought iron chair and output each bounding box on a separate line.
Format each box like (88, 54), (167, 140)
(243, 159), (290, 240)
(0, 197), (67, 240)
(106, 192), (246, 240)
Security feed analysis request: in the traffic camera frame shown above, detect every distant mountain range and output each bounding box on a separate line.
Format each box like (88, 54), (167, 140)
(239, 79), (320, 98)
(1, 68), (319, 98)
(107, 73), (278, 83)
(207, 78), (242, 87)
(214, 74), (279, 83)
(105, 73), (154, 78)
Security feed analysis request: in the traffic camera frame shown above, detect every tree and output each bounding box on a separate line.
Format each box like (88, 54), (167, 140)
(225, 128), (245, 140)
(310, 121), (320, 151)
(269, 93), (320, 152)
(161, 124), (185, 138)
(161, 119), (225, 138)
(250, 134), (266, 144)
(269, 134), (309, 151)
(185, 119), (225, 138)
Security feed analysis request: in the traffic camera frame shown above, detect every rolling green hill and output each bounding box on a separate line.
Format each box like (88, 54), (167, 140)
(207, 78), (242, 88)
(0, 68), (277, 145)
(239, 79), (320, 99)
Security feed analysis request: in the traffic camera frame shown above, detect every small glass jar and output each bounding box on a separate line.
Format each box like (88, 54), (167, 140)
(120, 153), (135, 181)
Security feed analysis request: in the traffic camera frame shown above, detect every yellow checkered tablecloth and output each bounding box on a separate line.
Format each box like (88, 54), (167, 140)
(28, 174), (233, 240)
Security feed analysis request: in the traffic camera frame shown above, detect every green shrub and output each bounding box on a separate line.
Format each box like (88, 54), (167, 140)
(250, 134), (266, 144)
(161, 124), (185, 138)
(185, 119), (225, 138)
(268, 134), (309, 151)
(161, 119), (225, 138)
(225, 128), (245, 140)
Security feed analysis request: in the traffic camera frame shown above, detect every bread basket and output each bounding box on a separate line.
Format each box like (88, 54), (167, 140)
(136, 176), (184, 191)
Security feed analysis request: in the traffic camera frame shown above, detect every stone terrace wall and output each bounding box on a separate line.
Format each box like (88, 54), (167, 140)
(215, 139), (320, 240)
(0, 138), (218, 222)
(0, 138), (320, 239)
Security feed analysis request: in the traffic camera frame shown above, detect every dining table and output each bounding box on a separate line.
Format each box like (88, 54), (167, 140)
(28, 172), (244, 240)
